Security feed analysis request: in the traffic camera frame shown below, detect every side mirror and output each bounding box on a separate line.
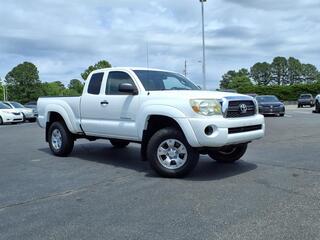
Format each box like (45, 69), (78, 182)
(118, 83), (138, 95)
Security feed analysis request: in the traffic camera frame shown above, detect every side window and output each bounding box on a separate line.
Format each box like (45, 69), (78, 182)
(106, 71), (136, 95)
(87, 72), (104, 95)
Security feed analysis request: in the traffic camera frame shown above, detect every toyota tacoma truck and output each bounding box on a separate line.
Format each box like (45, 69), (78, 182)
(37, 67), (265, 177)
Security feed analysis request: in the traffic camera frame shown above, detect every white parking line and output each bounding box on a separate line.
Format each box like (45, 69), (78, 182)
(291, 111), (313, 114)
(284, 114), (292, 117)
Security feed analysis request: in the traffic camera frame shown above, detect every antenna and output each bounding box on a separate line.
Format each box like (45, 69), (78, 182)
(183, 59), (187, 77)
(146, 41), (149, 68)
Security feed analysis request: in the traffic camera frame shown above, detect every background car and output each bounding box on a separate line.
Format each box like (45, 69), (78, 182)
(24, 101), (38, 117)
(256, 95), (285, 117)
(297, 94), (314, 108)
(0, 102), (23, 125)
(2, 101), (37, 122)
(314, 94), (320, 113)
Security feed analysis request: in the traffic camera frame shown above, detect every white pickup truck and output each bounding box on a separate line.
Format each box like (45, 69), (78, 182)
(38, 67), (265, 177)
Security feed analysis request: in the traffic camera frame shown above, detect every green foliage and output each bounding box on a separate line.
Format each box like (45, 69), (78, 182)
(0, 81), (3, 100)
(220, 68), (250, 89)
(271, 56), (288, 85)
(250, 62), (272, 85)
(237, 82), (320, 101)
(5, 62), (42, 103)
(81, 60), (111, 80)
(68, 79), (84, 95)
(41, 81), (66, 96)
(220, 56), (320, 99)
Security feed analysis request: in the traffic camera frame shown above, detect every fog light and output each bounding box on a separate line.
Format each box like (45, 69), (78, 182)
(204, 125), (216, 135)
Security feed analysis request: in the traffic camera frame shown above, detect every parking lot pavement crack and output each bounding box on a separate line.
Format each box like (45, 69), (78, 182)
(0, 174), (132, 211)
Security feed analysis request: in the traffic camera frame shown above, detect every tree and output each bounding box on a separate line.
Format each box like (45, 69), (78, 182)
(250, 62), (272, 85)
(271, 57), (287, 85)
(41, 81), (66, 96)
(219, 68), (251, 90)
(287, 57), (302, 85)
(81, 60), (111, 80)
(301, 64), (318, 83)
(5, 62), (41, 103)
(220, 70), (236, 89)
(68, 79), (84, 95)
(0, 79), (3, 100)
(228, 75), (253, 90)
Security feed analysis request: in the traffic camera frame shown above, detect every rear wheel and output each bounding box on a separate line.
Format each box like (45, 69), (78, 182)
(279, 113), (285, 117)
(109, 139), (130, 148)
(208, 144), (248, 163)
(48, 122), (74, 156)
(147, 127), (199, 178)
(0, 116), (3, 125)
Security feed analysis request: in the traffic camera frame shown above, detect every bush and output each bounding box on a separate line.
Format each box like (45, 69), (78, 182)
(237, 82), (320, 100)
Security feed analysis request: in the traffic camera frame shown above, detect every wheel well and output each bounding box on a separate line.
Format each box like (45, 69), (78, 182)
(140, 115), (184, 161)
(45, 112), (66, 142)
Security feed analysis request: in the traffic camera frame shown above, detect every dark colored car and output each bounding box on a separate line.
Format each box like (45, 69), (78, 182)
(297, 94), (314, 108)
(256, 95), (285, 117)
(24, 101), (38, 117)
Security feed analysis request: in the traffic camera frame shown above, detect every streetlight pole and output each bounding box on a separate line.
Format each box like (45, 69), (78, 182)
(200, 0), (207, 90)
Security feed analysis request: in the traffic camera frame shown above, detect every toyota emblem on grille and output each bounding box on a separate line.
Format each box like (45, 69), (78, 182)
(239, 104), (248, 114)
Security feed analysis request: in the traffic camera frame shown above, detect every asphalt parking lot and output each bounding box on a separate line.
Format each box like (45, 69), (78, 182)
(1, 106), (320, 240)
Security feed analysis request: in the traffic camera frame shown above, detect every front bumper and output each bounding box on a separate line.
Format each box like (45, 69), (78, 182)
(259, 107), (285, 115)
(3, 115), (23, 123)
(176, 114), (265, 148)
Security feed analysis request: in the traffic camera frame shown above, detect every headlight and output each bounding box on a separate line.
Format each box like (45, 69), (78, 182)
(190, 99), (221, 116)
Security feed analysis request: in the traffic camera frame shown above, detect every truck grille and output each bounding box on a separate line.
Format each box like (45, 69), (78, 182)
(228, 124), (262, 134)
(226, 100), (256, 118)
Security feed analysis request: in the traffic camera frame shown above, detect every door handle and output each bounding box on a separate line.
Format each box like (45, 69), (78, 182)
(100, 100), (109, 105)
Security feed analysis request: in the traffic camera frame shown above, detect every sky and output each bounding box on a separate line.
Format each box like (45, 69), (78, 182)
(0, 0), (320, 89)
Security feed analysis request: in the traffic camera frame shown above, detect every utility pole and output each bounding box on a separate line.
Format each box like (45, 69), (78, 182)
(200, 0), (207, 90)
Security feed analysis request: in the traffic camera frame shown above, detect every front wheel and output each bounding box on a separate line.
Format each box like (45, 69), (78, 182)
(48, 122), (74, 156)
(29, 118), (37, 123)
(0, 116), (3, 125)
(147, 127), (199, 178)
(208, 144), (248, 163)
(315, 101), (320, 113)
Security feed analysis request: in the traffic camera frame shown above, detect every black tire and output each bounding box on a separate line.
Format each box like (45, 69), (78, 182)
(297, 104), (300, 108)
(109, 139), (130, 148)
(29, 118), (37, 123)
(22, 113), (26, 122)
(315, 101), (320, 113)
(0, 116), (3, 125)
(208, 144), (248, 163)
(147, 127), (199, 178)
(279, 113), (285, 117)
(48, 121), (74, 157)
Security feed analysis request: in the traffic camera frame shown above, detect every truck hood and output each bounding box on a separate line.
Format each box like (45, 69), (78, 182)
(146, 90), (252, 100)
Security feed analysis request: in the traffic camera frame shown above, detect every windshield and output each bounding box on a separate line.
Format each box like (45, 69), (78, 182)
(0, 102), (11, 109)
(134, 70), (199, 91)
(10, 102), (24, 108)
(300, 94), (312, 99)
(256, 96), (279, 102)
